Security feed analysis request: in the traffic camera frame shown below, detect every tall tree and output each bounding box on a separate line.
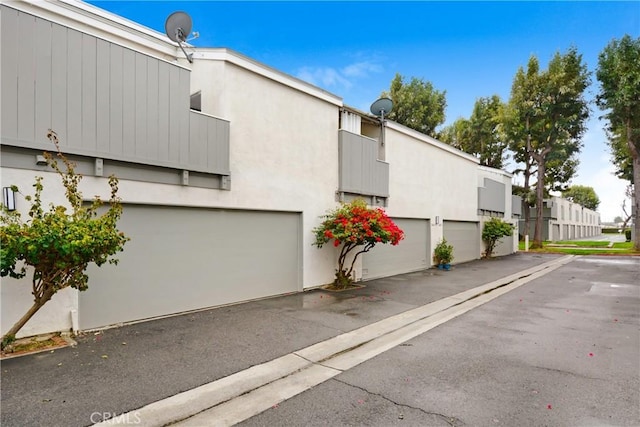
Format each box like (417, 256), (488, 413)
(596, 35), (640, 250)
(529, 48), (590, 248)
(467, 95), (508, 169)
(506, 49), (590, 248)
(439, 117), (470, 151)
(562, 185), (601, 210)
(504, 56), (542, 239)
(382, 73), (447, 137)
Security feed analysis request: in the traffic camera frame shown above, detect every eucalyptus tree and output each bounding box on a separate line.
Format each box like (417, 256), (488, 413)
(439, 117), (470, 151)
(596, 34), (640, 250)
(382, 73), (447, 137)
(505, 49), (590, 248)
(440, 96), (507, 169)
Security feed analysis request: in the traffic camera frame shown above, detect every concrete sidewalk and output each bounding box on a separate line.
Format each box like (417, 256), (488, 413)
(0, 252), (565, 427)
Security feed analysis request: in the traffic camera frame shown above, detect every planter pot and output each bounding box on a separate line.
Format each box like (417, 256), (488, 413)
(443, 263), (451, 271)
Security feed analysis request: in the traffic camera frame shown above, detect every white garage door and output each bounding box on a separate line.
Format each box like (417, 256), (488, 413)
(494, 234), (515, 257)
(362, 218), (429, 280)
(80, 205), (301, 330)
(443, 221), (479, 263)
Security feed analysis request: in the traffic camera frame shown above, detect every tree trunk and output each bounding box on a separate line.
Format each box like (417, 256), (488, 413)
(523, 157), (532, 240)
(2, 298), (48, 347)
(532, 158), (545, 248)
(631, 151), (640, 251)
(625, 122), (640, 251)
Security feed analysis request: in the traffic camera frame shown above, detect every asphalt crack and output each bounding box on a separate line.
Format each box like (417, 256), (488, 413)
(333, 377), (464, 426)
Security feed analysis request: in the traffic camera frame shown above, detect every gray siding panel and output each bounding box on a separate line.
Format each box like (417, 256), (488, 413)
(478, 178), (506, 213)
(81, 35), (97, 152)
(146, 59), (159, 161)
(17, 11), (36, 143)
(34, 17), (52, 146)
(1, 7), (19, 140)
(157, 62), (171, 162)
(339, 130), (389, 197)
(121, 49), (136, 158)
(134, 53), (148, 159)
(109, 44), (124, 156)
(168, 66), (182, 164)
(96, 39), (111, 154)
(1, 6), (230, 177)
(512, 195), (522, 216)
(51, 23), (68, 144)
(66, 29), (82, 149)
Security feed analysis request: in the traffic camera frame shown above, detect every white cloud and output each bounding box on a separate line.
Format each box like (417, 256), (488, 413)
(341, 61), (383, 78)
(296, 66), (352, 89)
(295, 57), (384, 92)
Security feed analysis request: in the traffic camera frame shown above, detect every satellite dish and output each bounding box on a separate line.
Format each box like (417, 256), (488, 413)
(165, 11), (192, 43)
(165, 11), (194, 63)
(370, 97), (393, 118)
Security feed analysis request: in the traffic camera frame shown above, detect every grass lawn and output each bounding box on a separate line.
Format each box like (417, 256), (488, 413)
(518, 240), (638, 255)
(552, 240), (611, 248)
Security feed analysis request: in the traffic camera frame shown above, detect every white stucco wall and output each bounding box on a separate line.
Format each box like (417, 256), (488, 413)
(383, 123), (480, 259)
(186, 53), (345, 290)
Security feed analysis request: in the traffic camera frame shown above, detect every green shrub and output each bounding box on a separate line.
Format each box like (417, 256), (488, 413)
(433, 238), (454, 265)
(1, 131), (128, 346)
(625, 229), (632, 241)
(482, 218), (514, 258)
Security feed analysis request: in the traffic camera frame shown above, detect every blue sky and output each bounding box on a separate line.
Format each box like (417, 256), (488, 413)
(90, 1), (639, 222)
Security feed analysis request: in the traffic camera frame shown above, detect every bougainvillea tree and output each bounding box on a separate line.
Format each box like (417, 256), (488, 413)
(1, 131), (128, 347)
(313, 199), (404, 288)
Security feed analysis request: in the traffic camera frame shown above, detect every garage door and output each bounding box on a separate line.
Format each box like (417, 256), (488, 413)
(494, 234), (515, 257)
(362, 218), (429, 280)
(443, 221), (479, 264)
(80, 205), (300, 330)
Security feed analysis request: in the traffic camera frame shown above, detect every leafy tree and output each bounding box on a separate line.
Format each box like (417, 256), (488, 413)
(506, 49), (590, 248)
(596, 34), (640, 250)
(382, 73), (447, 137)
(482, 217), (514, 258)
(607, 125), (633, 181)
(1, 131), (129, 347)
(466, 95), (508, 168)
(439, 117), (470, 151)
(562, 185), (600, 210)
(613, 216), (624, 224)
(441, 96), (508, 169)
(313, 199), (403, 288)
(504, 56), (542, 238)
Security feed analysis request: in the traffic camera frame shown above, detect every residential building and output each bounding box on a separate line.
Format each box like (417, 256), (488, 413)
(0, 0), (517, 337)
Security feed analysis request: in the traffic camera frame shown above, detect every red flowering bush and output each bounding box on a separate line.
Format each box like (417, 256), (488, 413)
(313, 199), (404, 288)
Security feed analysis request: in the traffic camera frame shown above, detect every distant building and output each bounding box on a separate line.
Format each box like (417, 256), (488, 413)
(519, 197), (601, 241)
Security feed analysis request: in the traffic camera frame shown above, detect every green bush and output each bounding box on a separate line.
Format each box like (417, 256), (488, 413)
(433, 238), (454, 265)
(625, 229), (632, 242)
(1, 131), (128, 346)
(482, 218), (514, 258)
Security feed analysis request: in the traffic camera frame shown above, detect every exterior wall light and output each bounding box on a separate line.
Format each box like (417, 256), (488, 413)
(3, 187), (16, 211)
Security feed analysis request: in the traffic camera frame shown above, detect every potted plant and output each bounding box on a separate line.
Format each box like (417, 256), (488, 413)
(433, 238), (454, 270)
